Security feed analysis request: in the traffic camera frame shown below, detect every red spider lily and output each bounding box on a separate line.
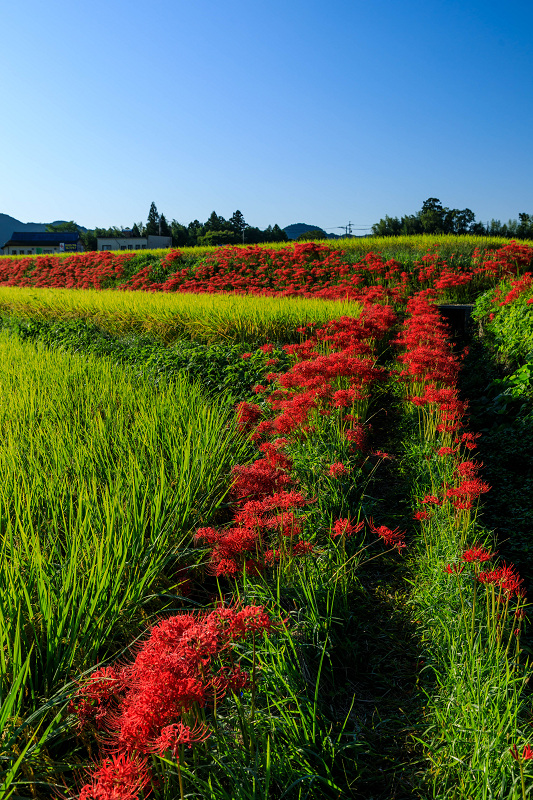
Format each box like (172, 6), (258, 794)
(328, 462), (349, 478)
(437, 446), (457, 456)
(235, 401), (263, 434)
(455, 460), (483, 478)
(421, 494), (442, 506)
(264, 548), (280, 565)
(446, 478), (490, 503)
(258, 440), (293, 471)
(510, 743), (533, 760)
(461, 545), (494, 564)
(368, 520), (406, 552)
(457, 431), (481, 451)
(371, 450), (393, 459)
(70, 604), (275, 760)
(233, 605), (273, 637)
(152, 721), (210, 757)
(211, 558), (240, 577)
(478, 563), (525, 598)
(218, 664), (251, 693)
(293, 540), (315, 555)
(79, 753), (151, 800)
(69, 666), (124, 730)
(3, 242), (529, 297)
(331, 518), (365, 540)
(345, 424), (367, 451)
(445, 563), (466, 575)
(230, 460), (292, 503)
(496, 273), (533, 305)
(194, 527), (220, 545)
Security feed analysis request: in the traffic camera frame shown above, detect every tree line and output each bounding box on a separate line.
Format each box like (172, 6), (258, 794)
(371, 198), (533, 239)
(47, 205), (288, 250)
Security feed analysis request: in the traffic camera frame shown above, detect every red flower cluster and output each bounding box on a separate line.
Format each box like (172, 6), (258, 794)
(489, 271), (533, 307)
(461, 544), (494, 564)
(196, 306), (398, 575)
(510, 743), (533, 761)
(0, 251), (136, 290)
(396, 292), (460, 394)
(73, 605), (272, 797)
(331, 518), (365, 539)
(328, 462), (350, 478)
(195, 490), (312, 576)
(368, 519), (406, 552)
(473, 241), (533, 279)
(396, 291), (496, 545)
(79, 753), (150, 800)
(262, 307), (395, 440)
(478, 563), (525, 598)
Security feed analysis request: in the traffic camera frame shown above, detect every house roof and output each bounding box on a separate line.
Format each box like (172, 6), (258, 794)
(2, 231), (80, 247)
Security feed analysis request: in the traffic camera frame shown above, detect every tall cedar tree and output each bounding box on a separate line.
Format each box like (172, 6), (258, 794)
(146, 202), (160, 236)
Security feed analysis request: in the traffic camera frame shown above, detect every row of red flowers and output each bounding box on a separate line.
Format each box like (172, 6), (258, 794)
(198, 302), (403, 577)
(1, 241), (532, 301)
(396, 290), (531, 789)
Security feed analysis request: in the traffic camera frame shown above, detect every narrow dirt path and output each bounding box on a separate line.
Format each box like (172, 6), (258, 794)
(342, 390), (428, 799)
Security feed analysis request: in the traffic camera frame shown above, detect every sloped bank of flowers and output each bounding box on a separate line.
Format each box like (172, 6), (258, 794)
(395, 291), (533, 799)
(67, 303), (407, 799)
(1, 240), (532, 306)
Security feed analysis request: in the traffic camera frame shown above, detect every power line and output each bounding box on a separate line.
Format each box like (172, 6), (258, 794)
(324, 222), (374, 235)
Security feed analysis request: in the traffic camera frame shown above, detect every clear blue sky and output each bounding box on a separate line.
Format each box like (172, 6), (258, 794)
(2, 0), (532, 233)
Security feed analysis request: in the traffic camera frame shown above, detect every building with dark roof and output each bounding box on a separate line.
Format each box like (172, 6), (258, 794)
(96, 234), (171, 251)
(1, 231), (83, 256)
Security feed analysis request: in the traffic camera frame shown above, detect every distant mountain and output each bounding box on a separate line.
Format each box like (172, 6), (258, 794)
(0, 214), (86, 246)
(283, 223), (339, 240)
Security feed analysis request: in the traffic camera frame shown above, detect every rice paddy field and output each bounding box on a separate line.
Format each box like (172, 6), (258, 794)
(1, 237), (533, 800)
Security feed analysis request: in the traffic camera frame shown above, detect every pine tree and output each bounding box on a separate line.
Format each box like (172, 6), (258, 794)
(229, 210), (247, 239)
(146, 202), (160, 236)
(204, 211), (225, 232)
(271, 224), (288, 242)
(159, 214), (171, 237)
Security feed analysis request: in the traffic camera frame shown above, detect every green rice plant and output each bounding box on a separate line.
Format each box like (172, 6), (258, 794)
(0, 330), (254, 789)
(0, 286), (362, 345)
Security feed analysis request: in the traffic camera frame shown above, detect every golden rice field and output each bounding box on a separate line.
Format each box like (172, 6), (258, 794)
(0, 286), (362, 344)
